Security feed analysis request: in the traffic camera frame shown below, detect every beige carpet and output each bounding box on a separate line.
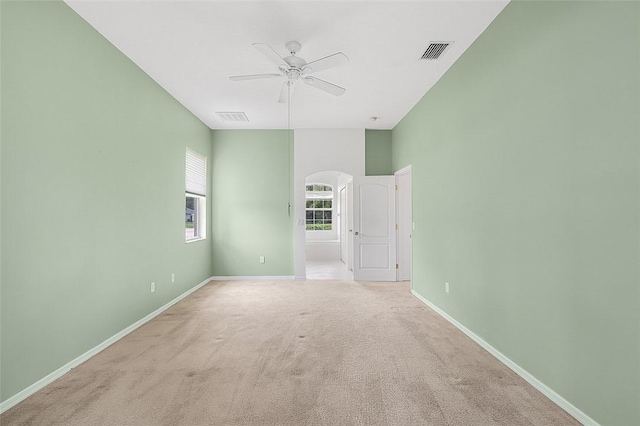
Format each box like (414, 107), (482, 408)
(2, 280), (580, 425)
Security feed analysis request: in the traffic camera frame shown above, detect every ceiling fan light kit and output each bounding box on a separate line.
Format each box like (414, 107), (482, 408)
(230, 41), (349, 103)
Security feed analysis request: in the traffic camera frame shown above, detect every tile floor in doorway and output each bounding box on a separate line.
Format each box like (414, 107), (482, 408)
(306, 260), (353, 280)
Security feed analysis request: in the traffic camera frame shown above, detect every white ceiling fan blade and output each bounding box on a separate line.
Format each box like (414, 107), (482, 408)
(303, 52), (349, 74)
(229, 73), (282, 81)
(303, 76), (346, 96)
(253, 43), (288, 68)
(278, 81), (295, 104)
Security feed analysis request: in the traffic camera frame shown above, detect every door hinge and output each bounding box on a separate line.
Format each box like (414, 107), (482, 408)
(395, 184), (399, 190)
(395, 224), (399, 230)
(396, 263), (399, 269)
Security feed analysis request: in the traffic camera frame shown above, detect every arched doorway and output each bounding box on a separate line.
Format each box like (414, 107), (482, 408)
(305, 171), (353, 280)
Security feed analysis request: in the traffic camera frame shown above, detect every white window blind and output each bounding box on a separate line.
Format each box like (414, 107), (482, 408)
(185, 148), (207, 196)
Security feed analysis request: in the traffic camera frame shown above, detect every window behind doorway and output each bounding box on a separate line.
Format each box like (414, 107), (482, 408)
(305, 184), (333, 231)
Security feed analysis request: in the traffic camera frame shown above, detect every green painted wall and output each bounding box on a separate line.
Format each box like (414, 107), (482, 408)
(392, 2), (639, 425)
(365, 129), (392, 176)
(1, 2), (213, 402)
(211, 130), (294, 277)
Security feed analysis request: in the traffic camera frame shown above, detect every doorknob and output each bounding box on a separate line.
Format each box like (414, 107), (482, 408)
(354, 231), (359, 236)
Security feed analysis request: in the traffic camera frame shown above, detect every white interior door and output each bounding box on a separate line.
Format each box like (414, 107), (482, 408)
(396, 167), (412, 281)
(353, 176), (396, 281)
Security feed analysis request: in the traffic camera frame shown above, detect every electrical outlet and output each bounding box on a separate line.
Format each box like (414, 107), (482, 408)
(259, 256), (265, 264)
(171, 273), (175, 283)
(150, 282), (155, 293)
(445, 282), (450, 294)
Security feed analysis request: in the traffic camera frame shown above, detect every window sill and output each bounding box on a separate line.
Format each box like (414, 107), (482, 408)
(185, 237), (206, 244)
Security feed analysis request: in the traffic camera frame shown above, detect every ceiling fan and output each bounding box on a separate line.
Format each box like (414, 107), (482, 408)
(230, 41), (349, 103)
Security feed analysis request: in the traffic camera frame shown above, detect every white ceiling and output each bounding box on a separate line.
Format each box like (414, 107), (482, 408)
(64, 0), (509, 130)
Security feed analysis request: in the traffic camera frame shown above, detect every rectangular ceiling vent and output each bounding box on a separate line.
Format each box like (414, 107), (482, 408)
(420, 42), (453, 60)
(216, 111), (249, 122)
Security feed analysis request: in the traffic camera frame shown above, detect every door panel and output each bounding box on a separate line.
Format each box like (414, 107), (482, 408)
(360, 183), (391, 237)
(353, 176), (396, 281)
(360, 244), (390, 269)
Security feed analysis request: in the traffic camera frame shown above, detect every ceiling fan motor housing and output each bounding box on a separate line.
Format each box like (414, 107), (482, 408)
(283, 40), (307, 75)
(284, 55), (306, 69)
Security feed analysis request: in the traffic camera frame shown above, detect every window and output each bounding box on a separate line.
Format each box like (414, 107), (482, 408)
(185, 148), (207, 242)
(305, 184), (333, 230)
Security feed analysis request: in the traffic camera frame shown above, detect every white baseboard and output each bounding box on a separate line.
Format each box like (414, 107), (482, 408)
(210, 276), (295, 281)
(0, 276), (213, 414)
(410, 289), (598, 426)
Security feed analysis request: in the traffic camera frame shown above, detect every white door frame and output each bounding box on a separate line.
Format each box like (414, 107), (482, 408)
(395, 165), (412, 285)
(339, 185), (347, 264)
(346, 179), (354, 271)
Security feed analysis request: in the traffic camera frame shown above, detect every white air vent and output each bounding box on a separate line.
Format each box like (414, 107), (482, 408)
(420, 42), (452, 60)
(216, 111), (249, 122)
